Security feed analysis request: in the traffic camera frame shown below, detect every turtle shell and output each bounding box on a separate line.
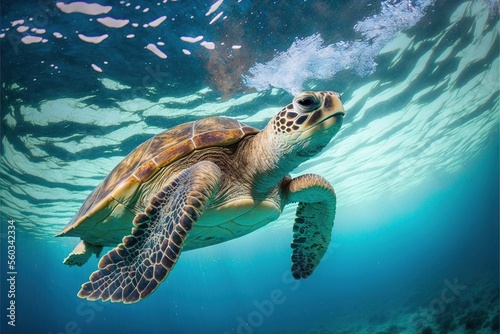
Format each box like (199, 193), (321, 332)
(58, 117), (259, 242)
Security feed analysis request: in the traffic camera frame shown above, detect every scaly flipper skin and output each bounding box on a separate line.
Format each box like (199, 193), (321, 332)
(78, 161), (222, 303)
(285, 174), (336, 279)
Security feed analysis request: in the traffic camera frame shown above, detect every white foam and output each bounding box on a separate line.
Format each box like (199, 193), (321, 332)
(56, 2), (112, 15)
(182, 49), (191, 55)
(53, 32), (63, 38)
(206, 0), (223, 16)
(91, 64), (102, 72)
(16, 26), (29, 33)
(244, 0), (435, 94)
(146, 43), (167, 59)
(35, 28), (46, 34)
(11, 19), (24, 26)
(78, 34), (109, 43)
(21, 36), (43, 44)
(148, 16), (167, 27)
(209, 12), (223, 24)
(181, 36), (203, 43)
(97, 17), (129, 28)
(200, 41), (215, 50)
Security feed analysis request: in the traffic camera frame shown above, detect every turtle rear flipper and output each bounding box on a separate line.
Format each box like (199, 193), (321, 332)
(63, 240), (103, 267)
(286, 174), (336, 279)
(78, 161), (222, 303)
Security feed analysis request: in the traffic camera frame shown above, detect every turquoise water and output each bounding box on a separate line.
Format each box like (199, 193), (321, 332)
(1, 0), (499, 333)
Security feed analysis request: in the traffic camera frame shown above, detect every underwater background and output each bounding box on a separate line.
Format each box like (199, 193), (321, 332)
(0, 0), (498, 333)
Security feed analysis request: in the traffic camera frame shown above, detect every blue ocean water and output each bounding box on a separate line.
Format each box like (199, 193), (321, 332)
(1, 0), (499, 334)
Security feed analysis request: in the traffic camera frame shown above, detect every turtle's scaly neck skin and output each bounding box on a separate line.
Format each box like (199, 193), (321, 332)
(237, 124), (296, 199)
(238, 91), (345, 199)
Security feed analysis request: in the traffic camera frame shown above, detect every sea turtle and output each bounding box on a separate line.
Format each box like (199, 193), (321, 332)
(58, 91), (345, 304)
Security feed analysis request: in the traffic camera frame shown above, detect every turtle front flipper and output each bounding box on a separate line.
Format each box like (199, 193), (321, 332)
(78, 161), (222, 303)
(285, 174), (336, 279)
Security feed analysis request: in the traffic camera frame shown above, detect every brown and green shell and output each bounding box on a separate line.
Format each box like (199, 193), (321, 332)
(58, 117), (259, 238)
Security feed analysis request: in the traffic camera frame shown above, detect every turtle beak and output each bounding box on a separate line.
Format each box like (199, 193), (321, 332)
(327, 92), (345, 117)
(333, 110), (345, 117)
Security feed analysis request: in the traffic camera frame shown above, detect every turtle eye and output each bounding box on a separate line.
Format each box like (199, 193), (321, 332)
(294, 95), (320, 113)
(297, 97), (314, 107)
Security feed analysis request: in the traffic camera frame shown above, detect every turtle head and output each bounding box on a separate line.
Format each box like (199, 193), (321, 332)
(272, 91), (345, 158)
